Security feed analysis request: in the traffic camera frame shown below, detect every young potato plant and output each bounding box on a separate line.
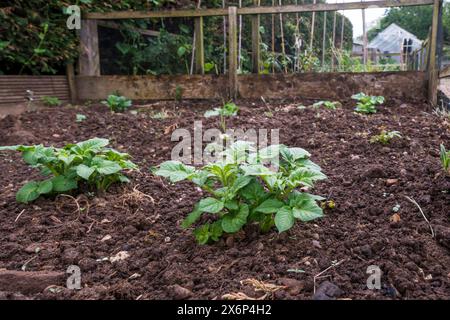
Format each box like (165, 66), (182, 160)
(41, 96), (61, 107)
(441, 144), (450, 175)
(370, 130), (402, 144)
(204, 101), (239, 132)
(312, 100), (342, 110)
(153, 141), (327, 244)
(0, 138), (137, 203)
(102, 94), (132, 113)
(352, 92), (385, 114)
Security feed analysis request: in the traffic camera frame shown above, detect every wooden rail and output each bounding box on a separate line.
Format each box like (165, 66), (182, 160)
(84, 0), (434, 19)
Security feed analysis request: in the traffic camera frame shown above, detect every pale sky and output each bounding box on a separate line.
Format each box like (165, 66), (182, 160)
(327, 0), (448, 39)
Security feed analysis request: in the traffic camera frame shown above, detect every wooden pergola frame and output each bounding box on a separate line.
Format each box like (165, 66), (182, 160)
(77, 0), (442, 103)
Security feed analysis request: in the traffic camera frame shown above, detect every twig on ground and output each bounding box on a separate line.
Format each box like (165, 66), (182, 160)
(313, 259), (346, 294)
(14, 209), (25, 222)
(404, 195), (435, 238)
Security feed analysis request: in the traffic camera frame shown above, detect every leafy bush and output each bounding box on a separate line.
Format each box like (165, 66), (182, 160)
(204, 102), (239, 132)
(153, 141), (326, 244)
(41, 96), (61, 106)
(352, 93), (385, 114)
(370, 130), (402, 144)
(312, 100), (342, 110)
(102, 94), (132, 113)
(441, 144), (450, 175)
(0, 138), (137, 203)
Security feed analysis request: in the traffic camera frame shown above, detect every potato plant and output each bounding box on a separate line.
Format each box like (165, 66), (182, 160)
(204, 102), (239, 132)
(352, 92), (385, 114)
(153, 141), (326, 244)
(370, 130), (402, 144)
(313, 100), (341, 110)
(41, 96), (61, 107)
(102, 94), (132, 112)
(0, 138), (137, 203)
(441, 144), (450, 175)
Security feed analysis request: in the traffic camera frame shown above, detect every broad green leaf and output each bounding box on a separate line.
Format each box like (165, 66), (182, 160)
(16, 181), (40, 203)
(94, 159), (123, 175)
(242, 164), (275, 177)
(224, 200), (239, 210)
(118, 174), (130, 183)
(210, 221), (223, 241)
(230, 175), (252, 193)
(51, 176), (77, 192)
(181, 205), (203, 228)
(288, 191), (325, 207)
(255, 198), (285, 213)
(76, 164), (95, 180)
(287, 147), (310, 160)
(153, 160), (195, 183)
(274, 207), (294, 233)
(221, 204), (249, 233)
(194, 224), (210, 245)
(37, 179), (53, 195)
(239, 179), (265, 201)
(292, 200), (324, 222)
(198, 197), (224, 213)
(72, 138), (109, 154)
(288, 168), (327, 188)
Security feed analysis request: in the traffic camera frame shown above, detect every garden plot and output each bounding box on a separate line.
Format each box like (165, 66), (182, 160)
(0, 98), (449, 300)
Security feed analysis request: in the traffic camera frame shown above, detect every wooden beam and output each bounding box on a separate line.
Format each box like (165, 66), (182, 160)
(310, 0), (316, 50)
(322, 11), (327, 66)
(79, 20), (100, 76)
(66, 64), (77, 103)
(194, 17), (205, 74)
(251, 0), (261, 73)
(228, 6), (238, 99)
(84, 0), (435, 20)
(428, 0), (442, 105)
(97, 21), (170, 37)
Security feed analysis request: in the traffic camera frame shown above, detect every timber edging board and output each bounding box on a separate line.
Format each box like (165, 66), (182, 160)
(76, 71), (427, 101)
(84, 0), (434, 19)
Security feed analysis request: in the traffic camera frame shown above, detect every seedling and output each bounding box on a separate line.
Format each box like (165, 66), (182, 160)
(352, 92), (385, 114)
(41, 96), (61, 107)
(102, 94), (132, 113)
(153, 141), (326, 244)
(0, 138), (137, 203)
(370, 130), (402, 144)
(312, 100), (341, 110)
(440, 144), (450, 175)
(204, 101), (239, 132)
(76, 114), (87, 123)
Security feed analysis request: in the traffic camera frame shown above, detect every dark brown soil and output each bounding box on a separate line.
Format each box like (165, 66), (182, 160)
(0, 98), (449, 300)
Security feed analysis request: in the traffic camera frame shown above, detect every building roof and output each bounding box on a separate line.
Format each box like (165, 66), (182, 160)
(369, 23), (422, 53)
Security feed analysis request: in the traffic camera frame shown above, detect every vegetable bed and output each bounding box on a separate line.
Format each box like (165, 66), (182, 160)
(0, 98), (449, 300)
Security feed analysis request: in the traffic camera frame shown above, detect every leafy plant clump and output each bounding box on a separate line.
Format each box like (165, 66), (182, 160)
(102, 94), (132, 113)
(370, 130), (402, 144)
(41, 96), (61, 107)
(352, 92), (385, 114)
(204, 101), (239, 132)
(441, 144), (450, 175)
(153, 141), (327, 244)
(312, 100), (342, 110)
(0, 138), (137, 203)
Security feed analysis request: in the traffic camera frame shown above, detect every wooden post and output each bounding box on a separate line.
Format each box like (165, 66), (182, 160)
(194, 17), (205, 74)
(79, 19), (100, 76)
(66, 63), (77, 103)
(332, 9), (337, 70)
(322, 11), (327, 66)
(228, 6), (238, 99)
(340, 11), (345, 50)
(428, 0), (442, 105)
(310, 0), (316, 50)
(251, 0), (261, 73)
(362, 8), (368, 65)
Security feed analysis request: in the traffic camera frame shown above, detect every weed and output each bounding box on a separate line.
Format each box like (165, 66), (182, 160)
(102, 94), (132, 113)
(370, 130), (402, 144)
(41, 96), (61, 107)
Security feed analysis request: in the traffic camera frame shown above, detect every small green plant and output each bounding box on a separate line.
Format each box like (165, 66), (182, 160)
(41, 96), (61, 107)
(102, 94), (132, 113)
(153, 141), (326, 244)
(204, 101), (239, 132)
(370, 130), (402, 144)
(312, 101), (342, 110)
(352, 93), (385, 114)
(175, 85), (183, 101)
(441, 144), (450, 175)
(0, 138), (137, 203)
(76, 114), (87, 123)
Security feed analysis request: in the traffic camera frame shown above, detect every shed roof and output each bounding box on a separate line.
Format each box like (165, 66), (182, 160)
(369, 23), (422, 53)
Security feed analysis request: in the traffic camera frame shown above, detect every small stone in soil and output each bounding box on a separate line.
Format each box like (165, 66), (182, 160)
(313, 281), (343, 300)
(312, 240), (322, 249)
(168, 284), (192, 300)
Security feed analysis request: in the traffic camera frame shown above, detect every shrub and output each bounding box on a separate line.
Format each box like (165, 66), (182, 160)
(352, 92), (385, 114)
(102, 94), (132, 113)
(370, 130), (402, 144)
(153, 141), (326, 244)
(0, 138), (137, 203)
(41, 96), (61, 107)
(441, 144), (450, 175)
